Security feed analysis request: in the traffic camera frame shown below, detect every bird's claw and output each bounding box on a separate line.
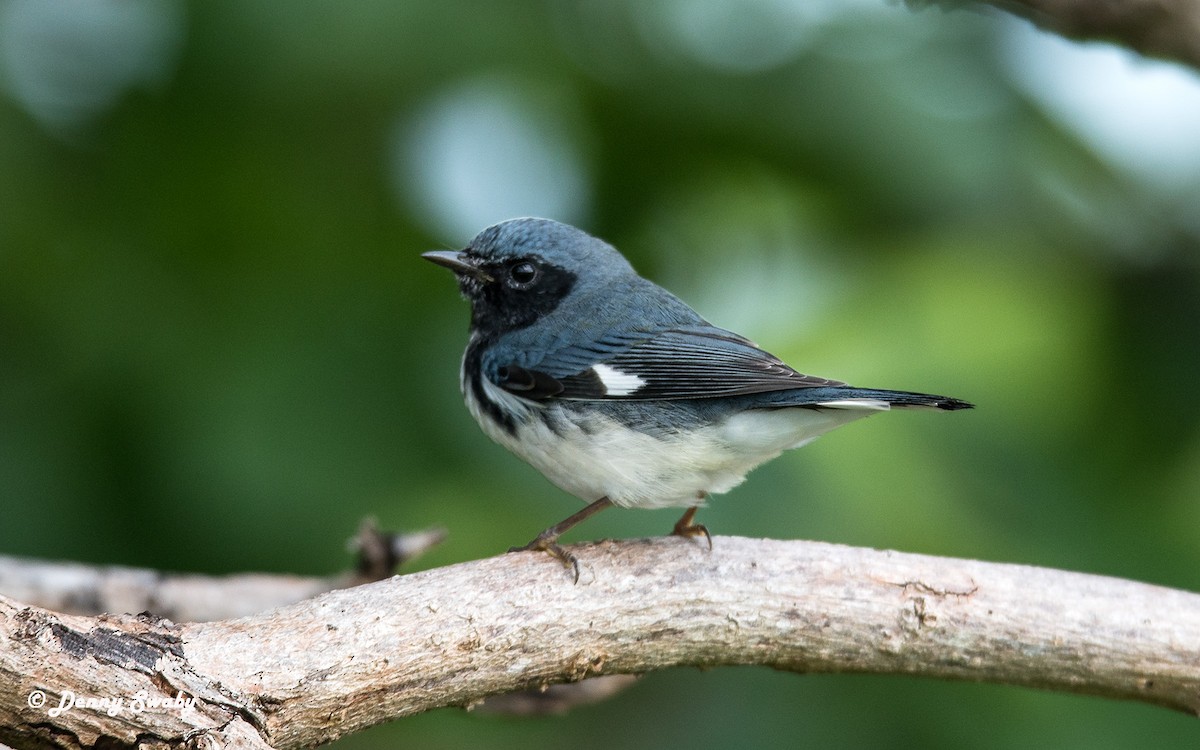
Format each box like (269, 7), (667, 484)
(671, 519), (712, 550)
(509, 535), (581, 584)
(671, 505), (712, 550)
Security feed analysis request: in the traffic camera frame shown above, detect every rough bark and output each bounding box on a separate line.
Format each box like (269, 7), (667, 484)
(0, 525), (445, 622)
(2, 537), (1197, 749)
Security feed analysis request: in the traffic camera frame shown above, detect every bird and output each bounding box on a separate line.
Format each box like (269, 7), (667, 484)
(424, 218), (971, 580)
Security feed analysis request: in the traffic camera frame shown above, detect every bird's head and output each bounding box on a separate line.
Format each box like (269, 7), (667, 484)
(423, 218), (634, 336)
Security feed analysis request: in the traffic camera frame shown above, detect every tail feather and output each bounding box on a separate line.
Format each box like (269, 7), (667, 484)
(761, 386), (973, 411)
(822, 388), (973, 411)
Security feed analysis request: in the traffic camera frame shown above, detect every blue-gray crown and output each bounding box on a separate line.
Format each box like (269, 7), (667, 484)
(468, 218), (635, 279)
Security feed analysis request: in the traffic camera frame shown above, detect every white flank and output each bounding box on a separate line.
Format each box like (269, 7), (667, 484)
(592, 363), (646, 396)
(457, 337), (892, 510)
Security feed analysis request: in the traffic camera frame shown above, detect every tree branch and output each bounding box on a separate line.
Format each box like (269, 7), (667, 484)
(0, 524), (446, 621)
(914, 0), (1200, 70)
(3, 537), (1198, 749)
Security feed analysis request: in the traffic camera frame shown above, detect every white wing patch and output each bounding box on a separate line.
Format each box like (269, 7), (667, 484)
(592, 363), (647, 396)
(815, 399), (892, 411)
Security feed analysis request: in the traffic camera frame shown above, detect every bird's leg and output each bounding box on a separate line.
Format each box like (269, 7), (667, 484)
(671, 501), (712, 550)
(509, 496), (615, 583)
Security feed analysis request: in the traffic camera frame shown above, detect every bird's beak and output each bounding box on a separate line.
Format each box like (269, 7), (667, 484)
(422, 250), (494, 282)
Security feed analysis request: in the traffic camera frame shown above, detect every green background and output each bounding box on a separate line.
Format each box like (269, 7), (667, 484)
(2, 1), (1199, 747)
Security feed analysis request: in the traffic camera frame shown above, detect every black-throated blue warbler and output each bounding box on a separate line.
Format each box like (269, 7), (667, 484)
(424, 218), (971, 580)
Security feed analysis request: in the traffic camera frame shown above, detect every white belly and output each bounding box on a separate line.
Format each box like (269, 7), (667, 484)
(464, 373), (876, 510)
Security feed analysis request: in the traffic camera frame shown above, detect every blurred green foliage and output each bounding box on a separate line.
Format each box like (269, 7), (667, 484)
(2, 1), (1199, 747)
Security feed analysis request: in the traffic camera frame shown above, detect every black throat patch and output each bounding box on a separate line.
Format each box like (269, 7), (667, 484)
(466, 261), (577, 339)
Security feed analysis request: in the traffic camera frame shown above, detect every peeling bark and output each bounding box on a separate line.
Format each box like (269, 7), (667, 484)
(3, 537), (1198, 749)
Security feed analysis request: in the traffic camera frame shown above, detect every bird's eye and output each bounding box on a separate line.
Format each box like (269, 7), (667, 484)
(507, 261), (539, 287)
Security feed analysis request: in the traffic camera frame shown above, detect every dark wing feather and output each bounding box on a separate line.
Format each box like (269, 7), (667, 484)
(496, 364), (563, 399)
(497, 326), (842, 401)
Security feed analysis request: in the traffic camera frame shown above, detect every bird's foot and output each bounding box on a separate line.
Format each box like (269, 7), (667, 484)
(509, 533), (580, 584)
(671, 506), (712, 550)
(507, 497), (614, 584)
